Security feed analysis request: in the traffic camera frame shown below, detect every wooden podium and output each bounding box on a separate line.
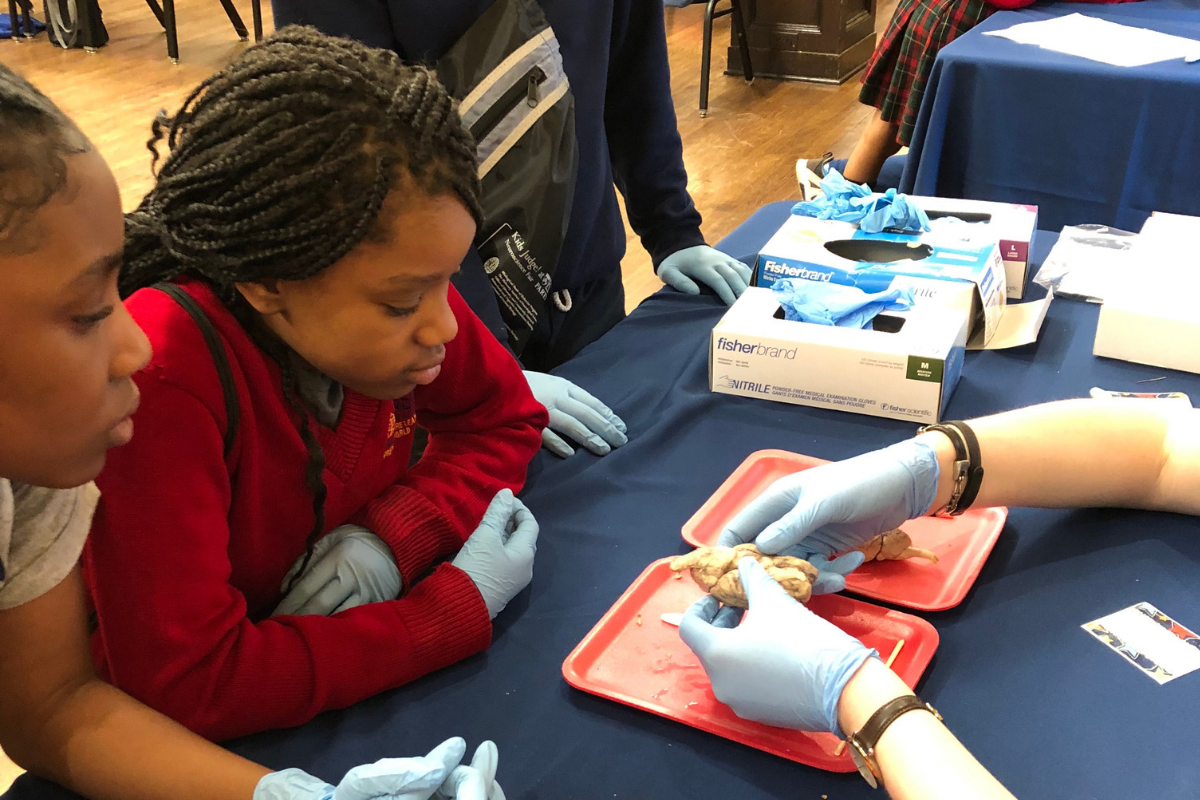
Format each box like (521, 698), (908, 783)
(726, 0), (877, 84)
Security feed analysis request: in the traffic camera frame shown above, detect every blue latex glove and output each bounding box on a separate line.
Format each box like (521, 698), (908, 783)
(771, 279), (915, 329)
(658, 245), (753, 306)
(717, 440), (939, 557)
(523, 371), (627, 458)
(452, 489), (539, 619)
(791, 170), (930, 234)
(435, 741), (506, 800)
(858, 189), (931, 234)
(254, 737), (466, 800)
(804, 552), (867, 596)
(273, 525), (401, 617)
(679, 558), (876, 737)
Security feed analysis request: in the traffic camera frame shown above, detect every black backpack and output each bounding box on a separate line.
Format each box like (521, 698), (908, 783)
(433, 0), (579, 356)
(44, 0), (108, 50)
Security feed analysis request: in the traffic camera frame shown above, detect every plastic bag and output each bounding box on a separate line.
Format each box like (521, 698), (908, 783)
(1033, 224), (1138, 302)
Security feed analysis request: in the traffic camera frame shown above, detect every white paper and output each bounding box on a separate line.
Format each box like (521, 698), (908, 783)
(984, 13), (1200, 67)
(967, 291), (1054, 351)
(1083, 603), (1200, 684)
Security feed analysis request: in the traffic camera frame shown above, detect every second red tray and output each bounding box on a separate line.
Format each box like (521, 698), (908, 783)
(681, 449), (1008, 611)
(563, 558), (939, 772)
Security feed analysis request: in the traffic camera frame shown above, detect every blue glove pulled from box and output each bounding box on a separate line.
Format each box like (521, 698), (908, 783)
(791, 170), (931, 234)
(772, 279), (915, 329)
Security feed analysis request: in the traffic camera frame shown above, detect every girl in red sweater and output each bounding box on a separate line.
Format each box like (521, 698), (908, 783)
(84, 28), (548, 742)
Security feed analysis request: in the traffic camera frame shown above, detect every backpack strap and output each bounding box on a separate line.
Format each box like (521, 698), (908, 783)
(150, 283), (240, 460)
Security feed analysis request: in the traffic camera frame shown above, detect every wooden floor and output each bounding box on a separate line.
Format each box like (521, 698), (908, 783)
(0, 0), (891, 788)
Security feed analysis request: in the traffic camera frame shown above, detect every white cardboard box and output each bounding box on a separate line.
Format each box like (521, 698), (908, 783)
(1093, 213), (1200, 374)
(710, 287), (968, 423)
(910, 196), (1039, 299)
(754, 215), (1008, 348)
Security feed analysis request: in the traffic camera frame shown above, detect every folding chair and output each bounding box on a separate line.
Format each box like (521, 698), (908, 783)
(663, 0), (754, 117)
(143, 0), (262, 63)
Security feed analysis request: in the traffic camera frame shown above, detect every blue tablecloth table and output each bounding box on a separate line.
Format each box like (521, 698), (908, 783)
(900, 0), (1200, 232)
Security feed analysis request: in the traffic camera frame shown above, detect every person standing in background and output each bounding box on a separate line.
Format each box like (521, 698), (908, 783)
(271, 0), (752, 458)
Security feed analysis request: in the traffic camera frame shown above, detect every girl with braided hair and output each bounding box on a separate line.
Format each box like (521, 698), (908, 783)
(0, 61), (505, 800)
(83, 27), (547, 742)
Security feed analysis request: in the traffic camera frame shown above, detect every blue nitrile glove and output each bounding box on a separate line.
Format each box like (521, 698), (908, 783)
(771, 279), (915, 329)
(858, 189), (931, 234)
(435, 741), (506, 800)
(791, 168), (871, 221)
(679, 558), (876, 737)
(523, 371), (627, 458)
(791, 170), (930, 234)
(273, 525), (402, 617)
(658, 245), (753, 306)
(452, 489), (539, 619)
(254, 737), (466, 800)
(716, 440), (939, 557)
(804, 552), (868, 595)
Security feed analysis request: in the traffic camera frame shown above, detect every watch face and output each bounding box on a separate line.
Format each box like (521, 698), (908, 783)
(848, 741), (880, 789)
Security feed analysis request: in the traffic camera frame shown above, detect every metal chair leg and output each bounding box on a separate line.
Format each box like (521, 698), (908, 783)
(18, 0), (32, 38)
(217, 0), (249, 40)
(251, 0), (262, 41)
(144, 0), (165, 28)
(700, 0), (719, 118)
(729, 0), (754, 84)
(163, 0), (179, 62)
(8, 0), (19, 43)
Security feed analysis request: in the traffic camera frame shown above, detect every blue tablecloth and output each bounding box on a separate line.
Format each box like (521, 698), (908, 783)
(900, 0), (1200, 233)
(9, 203), (1200, 800)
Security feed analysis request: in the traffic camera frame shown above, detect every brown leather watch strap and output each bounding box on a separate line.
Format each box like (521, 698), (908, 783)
(855, 694), (941, 752)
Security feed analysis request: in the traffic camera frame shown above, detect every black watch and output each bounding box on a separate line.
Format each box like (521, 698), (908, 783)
(846, 694), (942, 789)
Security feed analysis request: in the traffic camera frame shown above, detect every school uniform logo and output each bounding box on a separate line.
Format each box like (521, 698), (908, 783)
(384, 396), (417, 459)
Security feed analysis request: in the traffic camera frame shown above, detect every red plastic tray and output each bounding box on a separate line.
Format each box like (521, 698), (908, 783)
(682, 450), (1008, 612)
(562, 558), (939, 772)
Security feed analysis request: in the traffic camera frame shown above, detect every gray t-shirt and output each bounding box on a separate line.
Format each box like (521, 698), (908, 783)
(0, 478), (98, 610)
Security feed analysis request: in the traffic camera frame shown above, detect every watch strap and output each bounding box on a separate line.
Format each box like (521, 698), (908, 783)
(942, 421), (984, 512)
(853, 695), (940, 753)
(918, 422), (984, 515)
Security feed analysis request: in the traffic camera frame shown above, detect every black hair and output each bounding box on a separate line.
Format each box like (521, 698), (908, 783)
(121, 26), (484, 590)
(0, 64), (92, 255)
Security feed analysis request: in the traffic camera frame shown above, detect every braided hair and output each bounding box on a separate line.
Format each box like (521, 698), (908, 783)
(0, 64), (91, 255)
(122, 26), (483, 590)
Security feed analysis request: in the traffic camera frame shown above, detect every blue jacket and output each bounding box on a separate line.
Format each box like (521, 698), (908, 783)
(272, 0), (706, 339)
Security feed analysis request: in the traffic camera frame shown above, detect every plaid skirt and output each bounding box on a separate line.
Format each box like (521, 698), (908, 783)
(859, 0), (994, 146)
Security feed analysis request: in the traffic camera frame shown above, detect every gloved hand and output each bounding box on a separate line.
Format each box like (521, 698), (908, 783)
(717, 440), (939, 558)
(452, 489), (539, 619)
(435, 741), (507, 800)
(679, 557), (876, 736)
(273, 525), (402, 617)
(523, 371), (627, 458)
(805, 551), (867, 595)
(254, 737), (466, 800)
(657, 245), (752, 306)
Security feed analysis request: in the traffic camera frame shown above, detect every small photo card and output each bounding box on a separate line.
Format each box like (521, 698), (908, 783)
(1083, 602), (1200, 685)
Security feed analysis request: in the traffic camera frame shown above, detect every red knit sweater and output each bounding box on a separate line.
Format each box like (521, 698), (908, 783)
(84, 280), (547, 741)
